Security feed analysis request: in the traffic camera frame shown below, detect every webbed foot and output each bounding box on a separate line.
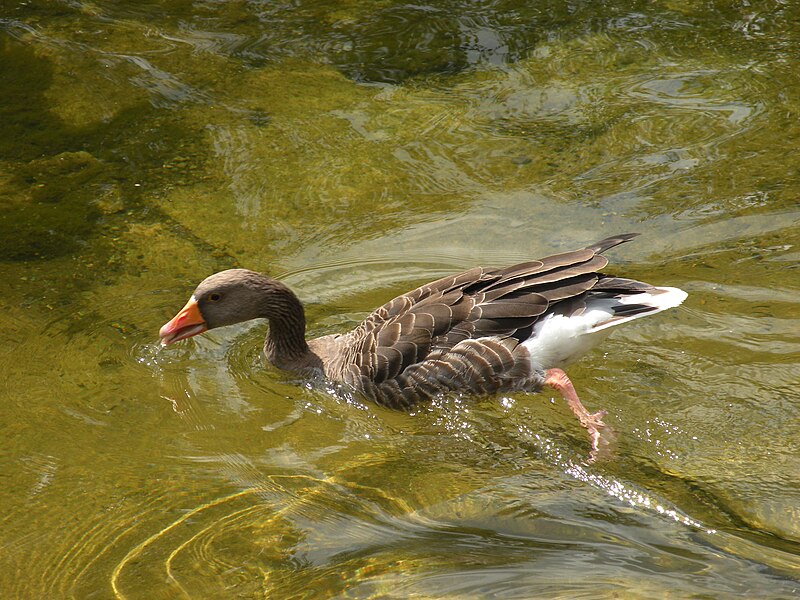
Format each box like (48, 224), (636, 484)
(544, 368), (615, 462)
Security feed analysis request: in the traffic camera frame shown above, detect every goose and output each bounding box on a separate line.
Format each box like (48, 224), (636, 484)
(159, 233), (687, 456)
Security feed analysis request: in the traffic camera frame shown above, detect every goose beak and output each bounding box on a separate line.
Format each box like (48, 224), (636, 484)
(159, 296), (208, 345)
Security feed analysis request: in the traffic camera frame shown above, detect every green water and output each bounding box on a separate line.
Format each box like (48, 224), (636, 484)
(1, 1), (799, 597)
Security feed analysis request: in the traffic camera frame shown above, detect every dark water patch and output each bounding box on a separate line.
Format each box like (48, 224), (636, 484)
(0, 35), (73, 161)
(0, 33), (202, 262)
(1, 151), (102, 261)
(333, 5), (471, 84)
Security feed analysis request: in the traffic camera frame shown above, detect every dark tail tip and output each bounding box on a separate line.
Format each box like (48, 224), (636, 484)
(585, 233), (641, 254)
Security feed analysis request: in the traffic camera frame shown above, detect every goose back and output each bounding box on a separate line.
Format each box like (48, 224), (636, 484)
(317, 234), (645, 408)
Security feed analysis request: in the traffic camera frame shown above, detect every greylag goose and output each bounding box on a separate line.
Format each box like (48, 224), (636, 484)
(160, 233), (687, 455)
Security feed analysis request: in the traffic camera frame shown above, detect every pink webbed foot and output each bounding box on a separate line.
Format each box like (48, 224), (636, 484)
(544, 368), (614, 462)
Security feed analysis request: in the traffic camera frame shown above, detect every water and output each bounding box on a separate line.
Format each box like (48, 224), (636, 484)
(1, 1), (799, 597)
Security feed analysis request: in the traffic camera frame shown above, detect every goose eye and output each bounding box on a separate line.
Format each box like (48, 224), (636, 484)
(208, 292), (222, 303)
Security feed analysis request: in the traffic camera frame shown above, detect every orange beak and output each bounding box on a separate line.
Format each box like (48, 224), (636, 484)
(159, 296), (208, 345)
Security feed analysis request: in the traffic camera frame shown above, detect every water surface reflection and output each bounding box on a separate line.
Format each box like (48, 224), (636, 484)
(1, 0), (799, 597)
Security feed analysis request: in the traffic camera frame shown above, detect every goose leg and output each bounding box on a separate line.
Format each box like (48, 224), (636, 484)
(544, 368), (609, 460)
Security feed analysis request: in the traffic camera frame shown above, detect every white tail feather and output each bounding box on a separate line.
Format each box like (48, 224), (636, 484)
(521, 286), (687, 369)
(588, 286), (688, 332)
